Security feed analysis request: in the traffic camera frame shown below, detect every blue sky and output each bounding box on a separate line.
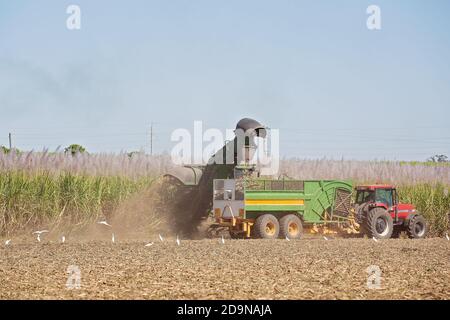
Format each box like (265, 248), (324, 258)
(0, 0), (449, 160)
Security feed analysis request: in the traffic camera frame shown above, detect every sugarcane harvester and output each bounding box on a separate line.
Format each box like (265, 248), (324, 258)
(161, 118), (267, 236)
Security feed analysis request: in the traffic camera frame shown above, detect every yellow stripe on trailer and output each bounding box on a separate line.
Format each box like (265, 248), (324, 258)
(245, 199), (305, 206)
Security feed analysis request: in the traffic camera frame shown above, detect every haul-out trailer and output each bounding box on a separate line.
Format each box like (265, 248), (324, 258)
(212, 177), (355, 239)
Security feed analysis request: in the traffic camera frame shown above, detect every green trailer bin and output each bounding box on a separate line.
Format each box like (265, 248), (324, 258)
(212, 179), (353, 239)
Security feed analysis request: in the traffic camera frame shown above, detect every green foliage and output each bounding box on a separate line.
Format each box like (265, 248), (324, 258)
(0, 171), (153, 235)
(0, 146), (21, 155)
(127, 151), (141, 158)
(397, 183), (449, 236)
(427, 154), (449, 163)
(399, 161), (450, 167)
(64, 144), (87, 156)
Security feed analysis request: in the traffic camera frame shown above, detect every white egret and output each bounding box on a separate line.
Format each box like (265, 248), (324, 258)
(33, 230), (49, 242)
(97, 220), (112, 227)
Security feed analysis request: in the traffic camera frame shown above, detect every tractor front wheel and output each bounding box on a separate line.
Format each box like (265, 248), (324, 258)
(364, 208), (393, 239)
(279, 214), (303, 239)
(254, 214), (280, 239)
(406, 215), (427, 239)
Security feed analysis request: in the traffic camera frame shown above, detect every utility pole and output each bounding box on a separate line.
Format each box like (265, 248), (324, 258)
(150, 123), (153, 155)
(8, 133), (12, 150)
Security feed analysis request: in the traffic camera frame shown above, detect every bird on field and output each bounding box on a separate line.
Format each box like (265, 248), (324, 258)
(5, 239), (11, 246)
(159, 234), (164, 242)
(61, 236), (66, 243)
(33, 230), (49, 235)
(220, 235), (225, 244)
(372, 237), (378, 242)
(33, 230), (49, 242)
(145, 242), (154, 247)
(323, 236), (329, 241)
(176, 235), (180, 246)
(446, 233), (449, 241)
(97, 220), (112, 227)
(112, 233), (115, 243)
(285, 236), (290, 241)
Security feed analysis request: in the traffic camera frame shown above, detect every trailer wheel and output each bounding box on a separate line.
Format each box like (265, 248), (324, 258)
(364, 208), (393, 239)
(279, 214), (303, 239)
(406, 215), (427, 239)
(254, 214), (279, 239)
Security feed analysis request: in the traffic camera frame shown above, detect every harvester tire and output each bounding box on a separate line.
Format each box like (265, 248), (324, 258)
(406, 215), (427, 239)
(254, 214), (279, 239)
(364, 208), (393, 239)
(229, 231), (245, 239)
(279, 214), (303, 239)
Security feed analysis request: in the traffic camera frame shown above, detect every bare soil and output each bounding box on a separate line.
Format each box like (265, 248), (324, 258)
(0, 238), (449, 299)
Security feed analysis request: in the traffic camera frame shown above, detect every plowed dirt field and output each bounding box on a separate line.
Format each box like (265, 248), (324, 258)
(0, 238), (449, 299)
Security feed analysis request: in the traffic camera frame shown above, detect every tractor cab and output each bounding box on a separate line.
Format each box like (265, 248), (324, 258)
(355, 185), (397, 209)
(354, 184), (426, 239)
(355, 185), (418, 222)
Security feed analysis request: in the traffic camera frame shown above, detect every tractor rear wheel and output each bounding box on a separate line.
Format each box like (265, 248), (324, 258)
(363, 208), (393, 239)
(254, 214), (280, 239)
(279, 214), (303, 239)
(406, 215), (427, 239)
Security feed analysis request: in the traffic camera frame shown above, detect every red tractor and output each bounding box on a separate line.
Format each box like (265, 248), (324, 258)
(354, 185), (427, 239)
